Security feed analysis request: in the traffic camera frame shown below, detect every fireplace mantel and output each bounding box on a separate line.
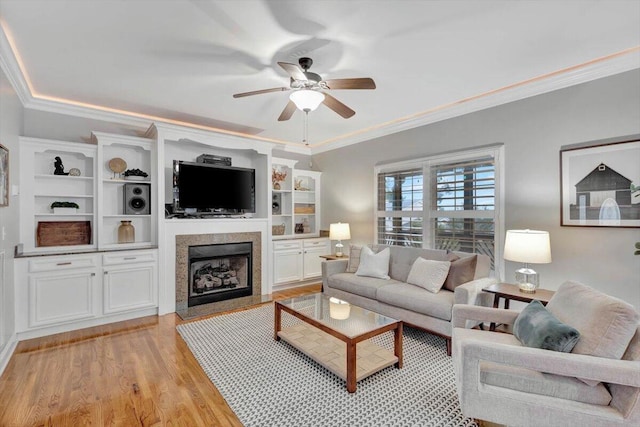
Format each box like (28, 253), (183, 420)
(159, 218), (270, 315)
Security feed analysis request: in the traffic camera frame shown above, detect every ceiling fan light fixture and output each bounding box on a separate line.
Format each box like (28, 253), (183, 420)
(290, 89), (325, 112)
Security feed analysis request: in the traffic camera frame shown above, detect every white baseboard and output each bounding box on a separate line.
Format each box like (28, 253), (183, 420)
(0, 334), (18, 377)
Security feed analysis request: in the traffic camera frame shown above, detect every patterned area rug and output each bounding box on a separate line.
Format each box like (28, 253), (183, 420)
(177, 304), (477, 427)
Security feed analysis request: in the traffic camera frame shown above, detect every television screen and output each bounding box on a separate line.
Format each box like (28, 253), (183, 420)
(175, 161), (255, 213)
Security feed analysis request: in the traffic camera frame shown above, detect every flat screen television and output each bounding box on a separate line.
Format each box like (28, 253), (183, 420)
(173, 160), (255, 214)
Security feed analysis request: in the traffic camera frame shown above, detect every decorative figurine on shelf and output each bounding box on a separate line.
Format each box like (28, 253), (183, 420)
(53, 156), (68, 175)
(272, 167), (287, 190)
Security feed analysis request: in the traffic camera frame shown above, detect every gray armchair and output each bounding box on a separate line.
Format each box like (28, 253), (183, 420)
(452, 281), (640, 427)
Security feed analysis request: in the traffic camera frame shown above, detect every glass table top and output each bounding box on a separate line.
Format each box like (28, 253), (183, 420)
(276, 292), (398, 339)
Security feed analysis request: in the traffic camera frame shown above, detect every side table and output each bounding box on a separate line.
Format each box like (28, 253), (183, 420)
(319, 254), (349, 261)
(482, 283), (555, 331)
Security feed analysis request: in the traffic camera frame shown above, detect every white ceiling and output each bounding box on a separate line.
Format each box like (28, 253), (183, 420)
(0, 0), (639, 152)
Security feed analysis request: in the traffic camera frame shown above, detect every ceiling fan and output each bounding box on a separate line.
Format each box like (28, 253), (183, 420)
(232, 57), (376, 121)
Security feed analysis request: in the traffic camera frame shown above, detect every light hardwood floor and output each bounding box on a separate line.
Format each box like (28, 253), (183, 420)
(0, 284), (321, 426)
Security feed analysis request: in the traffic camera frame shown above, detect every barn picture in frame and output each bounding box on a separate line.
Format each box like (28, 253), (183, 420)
(0, 144), (8, 207)
(560, 139), (640, 227)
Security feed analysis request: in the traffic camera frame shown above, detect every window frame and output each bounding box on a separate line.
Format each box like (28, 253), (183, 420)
(374, 145), (505, 278)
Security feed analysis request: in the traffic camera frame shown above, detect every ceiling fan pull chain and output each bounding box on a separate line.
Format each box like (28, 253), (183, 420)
(303, 110), (309, 146)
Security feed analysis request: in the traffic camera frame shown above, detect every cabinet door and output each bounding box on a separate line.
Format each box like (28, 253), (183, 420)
(103, 264), (157, 314)
(302, 246), (329, 279)
(29, 270), (98, 328)
(273, 249), (303, 284)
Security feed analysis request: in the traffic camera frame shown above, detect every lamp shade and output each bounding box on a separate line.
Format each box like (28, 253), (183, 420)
(329, 223), (351, 241)
(504, 229), (552, 264)
(289, 89), (325, 111)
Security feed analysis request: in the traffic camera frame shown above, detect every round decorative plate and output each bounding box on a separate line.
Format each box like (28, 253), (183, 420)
(68, 168), (81, 176)
(108, 157), (127, 174)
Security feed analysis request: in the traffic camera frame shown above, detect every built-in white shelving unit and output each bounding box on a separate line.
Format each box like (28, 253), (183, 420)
(271, 157), (321, 239)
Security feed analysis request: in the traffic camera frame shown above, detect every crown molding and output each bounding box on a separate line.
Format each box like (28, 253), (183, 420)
(310, 48), (640, 155)
(0, 23), (31, 105)
(2, 16), (637, 157)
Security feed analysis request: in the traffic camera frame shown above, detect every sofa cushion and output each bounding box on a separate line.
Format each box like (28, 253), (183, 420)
(355, 246), (391, 279)
(406, 257), (451, 293)
(513, 300), (580, 353)
(377, 283), (454, 321)
(328, 273), (403, 300)
(443, 254), (477, 291)
(480, 361), (612, 406)
(546, 281), (640, 386)
(347, 244), (385, 273)
(387, 246), (448, 282)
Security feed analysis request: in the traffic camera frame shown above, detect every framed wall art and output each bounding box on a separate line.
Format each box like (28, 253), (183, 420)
(0, 144), (8, 207)
(560, 138), (640, 227)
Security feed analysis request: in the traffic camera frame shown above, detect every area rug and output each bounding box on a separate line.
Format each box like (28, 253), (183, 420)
(177, 304), (477, 427)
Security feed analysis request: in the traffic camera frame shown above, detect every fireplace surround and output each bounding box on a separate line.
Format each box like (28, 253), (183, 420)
(176, 232), (264, 319)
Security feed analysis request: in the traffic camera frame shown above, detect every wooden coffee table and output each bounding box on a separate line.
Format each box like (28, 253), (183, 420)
(274, 293), (402, 393)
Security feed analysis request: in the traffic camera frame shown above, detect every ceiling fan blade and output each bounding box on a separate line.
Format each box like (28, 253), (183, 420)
(323, 78), (376, 90)
(233, 87), (289, 98)
(322, 93), (355, 119)
(277, 62), (307, 81)
(278, 101), (297, 121)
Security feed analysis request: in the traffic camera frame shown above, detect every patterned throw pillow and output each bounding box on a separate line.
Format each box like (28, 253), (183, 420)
(406, 257), (451, 293)
(347, 244), (363, 273)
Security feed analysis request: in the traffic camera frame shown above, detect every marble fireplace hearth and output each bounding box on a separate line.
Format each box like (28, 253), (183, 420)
(175, 232), (270, 320)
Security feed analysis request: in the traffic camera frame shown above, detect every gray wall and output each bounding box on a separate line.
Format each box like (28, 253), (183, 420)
(313, 70), (640, 308)
(0, 65), (23, 355)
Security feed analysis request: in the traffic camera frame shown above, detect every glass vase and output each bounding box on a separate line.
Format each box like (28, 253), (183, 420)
(118, 220), (135, 244)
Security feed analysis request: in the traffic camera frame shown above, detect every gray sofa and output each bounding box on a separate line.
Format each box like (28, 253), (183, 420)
(322, 245), (495, 354)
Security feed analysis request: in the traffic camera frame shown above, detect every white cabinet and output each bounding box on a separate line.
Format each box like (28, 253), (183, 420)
(15, 249), (158, 338)
(28, 257), (99, 328)
(272, 238), (330, 286)
(271, 158), (321, 238)
(273, 240), (304, 284)
(102, 250), (157, 314)
(302, 239), (328, 279)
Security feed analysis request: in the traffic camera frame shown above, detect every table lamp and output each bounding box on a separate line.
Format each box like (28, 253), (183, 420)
(329, 222), (351, 257)
(503, 229), (552, 293)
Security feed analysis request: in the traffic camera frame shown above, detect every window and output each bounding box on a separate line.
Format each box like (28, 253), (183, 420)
(377, 168), (423, 247)
(375, 146), (503, 273)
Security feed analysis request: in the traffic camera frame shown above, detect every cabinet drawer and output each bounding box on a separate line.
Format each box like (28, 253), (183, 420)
(102, 250), (157, 266)
(303, 239), (329, 248)
(274, 241), (302, 251)
(29, 255), (97, 273)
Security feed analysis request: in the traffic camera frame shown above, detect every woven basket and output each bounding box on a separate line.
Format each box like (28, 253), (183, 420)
(272, 224), (286, 235)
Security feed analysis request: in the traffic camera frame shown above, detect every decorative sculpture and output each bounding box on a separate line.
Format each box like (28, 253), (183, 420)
(53, 156), (68, 175)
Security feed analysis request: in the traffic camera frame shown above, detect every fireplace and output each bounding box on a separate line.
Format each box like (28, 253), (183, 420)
(188, 242), (252, 307)
(175, 232), (263, 318)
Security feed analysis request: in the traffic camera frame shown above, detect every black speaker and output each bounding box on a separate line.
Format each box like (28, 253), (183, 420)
(272, 193), (281, 215)
(124, 183), (151, 215)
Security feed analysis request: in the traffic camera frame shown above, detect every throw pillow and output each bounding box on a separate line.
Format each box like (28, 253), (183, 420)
(443, 254), (477, 291)
(347, 244), (363, 273)
(355, 246), (390, 280)
(513, 300), (581, 353)
(546, 280), (640, 386)
(406, 257), (451, 293)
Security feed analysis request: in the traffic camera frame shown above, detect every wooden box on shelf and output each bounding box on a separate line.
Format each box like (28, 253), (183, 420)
(294, 206), (315, 214)
(36, 221), (91, 247)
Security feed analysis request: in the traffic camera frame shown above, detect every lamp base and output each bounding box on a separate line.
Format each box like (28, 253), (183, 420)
(335, 242), (344, 257)
(515, 267), (539, 294)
